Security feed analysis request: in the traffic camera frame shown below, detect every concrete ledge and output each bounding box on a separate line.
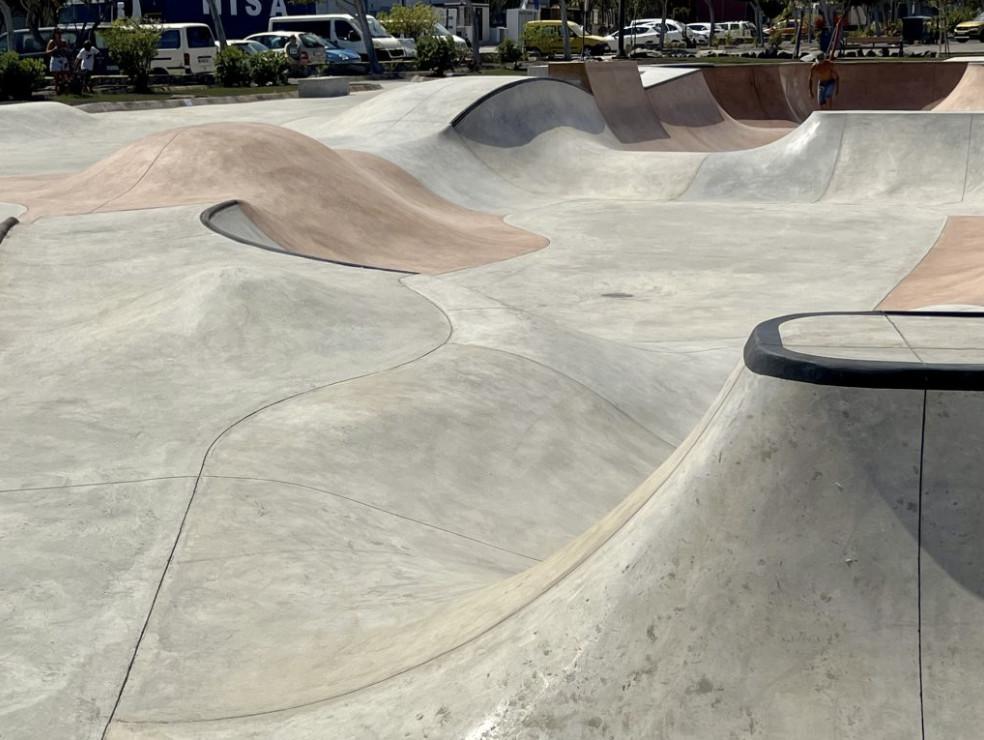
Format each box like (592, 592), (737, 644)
(744, 310), (984, 390)
(298, 76), (350, 98)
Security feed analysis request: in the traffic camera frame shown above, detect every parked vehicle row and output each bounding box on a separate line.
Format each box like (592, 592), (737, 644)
(519, 17), (764, 57)
(243, 31), (362, 74)
(523, 20), (610, 58)
(0, 23), (218, 77)
(267, 14), (407, 63)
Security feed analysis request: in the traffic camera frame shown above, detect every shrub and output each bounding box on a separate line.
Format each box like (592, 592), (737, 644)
(0, 52), (45, 100)
(216, 46), (251, 86)
(249, 51), (289, 86)
(377, 3), (436, 40)
(103, 19), (162, 92)
(416, 35), (455, 75)
(497, 38), (523, 67)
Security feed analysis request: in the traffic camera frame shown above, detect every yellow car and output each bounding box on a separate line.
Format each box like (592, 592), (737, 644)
(954, 12), (984, 42)
(523, 20), (610, 58)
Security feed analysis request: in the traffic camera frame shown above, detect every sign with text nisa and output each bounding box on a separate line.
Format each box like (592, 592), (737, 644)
(163, 0), (315, 38)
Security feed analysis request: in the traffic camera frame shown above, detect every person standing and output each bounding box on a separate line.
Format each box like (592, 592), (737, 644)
(46, 29), (70, 94)
(809, 52), (840, 109)
(75, 40), (99, 94)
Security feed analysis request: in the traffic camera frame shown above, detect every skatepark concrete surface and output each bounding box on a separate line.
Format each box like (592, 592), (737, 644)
(4, 61), (984, 740)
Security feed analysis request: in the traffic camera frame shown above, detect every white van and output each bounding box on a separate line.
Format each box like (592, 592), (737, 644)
(151, 23), (217, 78)
(715, 21), (758, 41)
(268, 14), (406, 62)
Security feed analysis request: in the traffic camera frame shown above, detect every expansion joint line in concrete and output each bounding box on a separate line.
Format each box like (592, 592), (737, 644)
(961, 115), (976, 202)
(201, 474), (542, 563)
(917, 389), (927, 740)
(813, 116), (848, 204)
(116, 367), (745, 728)
(101, 316), (453, 736)
(886, 314), (926, 364)
(90, 129), (182, 215)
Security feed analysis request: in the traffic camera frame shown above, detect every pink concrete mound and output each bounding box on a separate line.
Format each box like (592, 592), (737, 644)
(0, 123), (547, 274)
(933, 63), (984, 111)
(880, 216), (984, 309)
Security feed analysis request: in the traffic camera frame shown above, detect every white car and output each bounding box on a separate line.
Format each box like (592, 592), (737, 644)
(245, 31), (328, 71)
(630, 17), (696, 46)
(686, 23), (713, 44)
(715, 21), (759, 42)
(604, 24), (684, 53)
(220, 39), (269, 55)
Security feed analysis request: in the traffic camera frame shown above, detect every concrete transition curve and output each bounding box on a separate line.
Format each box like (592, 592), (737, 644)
(0, 122), (547, 274)
(99, 312), (984, 739)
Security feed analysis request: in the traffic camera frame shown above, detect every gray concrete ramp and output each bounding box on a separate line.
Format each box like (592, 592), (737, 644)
(105, 310), (984, 737)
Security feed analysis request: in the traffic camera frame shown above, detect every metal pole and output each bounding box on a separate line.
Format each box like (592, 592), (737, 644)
(616, 0), (625, 56)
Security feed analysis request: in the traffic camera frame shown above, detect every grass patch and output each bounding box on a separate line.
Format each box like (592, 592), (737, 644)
(52, 84), (296, 105)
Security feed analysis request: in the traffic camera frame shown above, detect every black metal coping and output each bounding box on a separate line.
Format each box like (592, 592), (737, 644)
(744, 311), (984, 391)
(0, 216), (18, 244)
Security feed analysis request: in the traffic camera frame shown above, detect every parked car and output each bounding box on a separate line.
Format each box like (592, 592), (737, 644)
(685, 23), (711, 44)
(435, 22), (470, 50)
(630, 17), (696, 46)
(715, 20), (759, 42)
(604, 24), (685, 53)
(397, 24), (468, 63)
(953, 11), (984, 41)
(523, 20), (610, 57)
(246, 31), (327, 74)
(0, 25), (116, 74)
(321, 37), (363, 68)
(764, 20), (807, 40)
(151, 23), (217, 79)
(268, 14), (407, 63)
(221, 39), (270, 55)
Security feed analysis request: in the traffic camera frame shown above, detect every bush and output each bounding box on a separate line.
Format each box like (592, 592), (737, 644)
(216, 46), (251, 86)
(377, 3), (436, 40)
(103, 19), (162, 92)
(249, 51), (289, 86)
(417, 35), (455, 75)
(0, 52), (45, 100)
(497, 38), (523, 67)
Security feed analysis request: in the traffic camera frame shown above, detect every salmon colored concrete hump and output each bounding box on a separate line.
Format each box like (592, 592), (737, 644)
(551, 60), (788, 150)
(703, 61), (968, 123)
(934, 63), (984, 111)
(0, 123), (547, 274)
(879, 216), (984, 309)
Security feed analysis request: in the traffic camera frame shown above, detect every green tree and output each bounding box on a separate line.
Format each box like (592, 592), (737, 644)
(377, 3), (437, 39)
(103, 19), (161, 93)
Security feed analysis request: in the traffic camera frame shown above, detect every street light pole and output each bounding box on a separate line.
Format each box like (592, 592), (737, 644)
(616, 0), (625, 56)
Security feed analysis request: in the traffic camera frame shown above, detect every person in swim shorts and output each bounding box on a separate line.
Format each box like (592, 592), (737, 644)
(809, 52), (840, 109)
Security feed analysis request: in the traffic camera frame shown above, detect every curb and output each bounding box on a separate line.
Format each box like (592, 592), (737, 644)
(75, 83), (382, 113)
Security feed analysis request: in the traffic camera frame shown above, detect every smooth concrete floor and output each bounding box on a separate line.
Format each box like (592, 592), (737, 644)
(3, 76), (984, 738)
